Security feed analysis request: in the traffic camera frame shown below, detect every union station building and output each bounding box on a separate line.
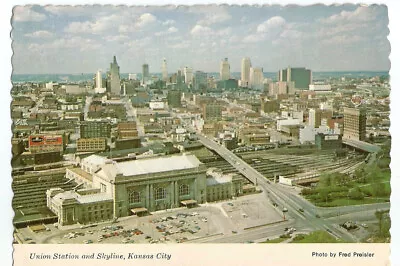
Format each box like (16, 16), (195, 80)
(47, 153), (248, 225)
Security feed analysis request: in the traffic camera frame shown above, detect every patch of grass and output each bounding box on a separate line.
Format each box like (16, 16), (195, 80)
(261, 238), (286, 243)
(314, 197), (388, 207)
(290, 231), (344, 243)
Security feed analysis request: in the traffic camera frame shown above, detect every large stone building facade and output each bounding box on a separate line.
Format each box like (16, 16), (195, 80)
(47, 154), (208, 225)
(47, 153), (251, 226)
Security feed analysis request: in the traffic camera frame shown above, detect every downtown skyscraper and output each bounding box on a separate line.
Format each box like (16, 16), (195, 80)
(142, 63), (150, 84)
(278, 67), (312, 89)
(95, 70), (103, 89)
(94, 70), (106, 94)
(220, 58), (230, 81)
(183, 67), (193, 85)
(110, 56), (120, 95)
(241, 57), (252, 88)
(250, 67), (264, 90)
(162, 58), (168, 82)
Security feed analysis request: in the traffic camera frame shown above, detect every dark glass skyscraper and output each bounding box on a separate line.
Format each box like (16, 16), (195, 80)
(142, 63), (149, 84)
(278, 67), (312, 90)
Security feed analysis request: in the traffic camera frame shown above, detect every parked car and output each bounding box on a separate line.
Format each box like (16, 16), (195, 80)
(361, 223), (368, 228)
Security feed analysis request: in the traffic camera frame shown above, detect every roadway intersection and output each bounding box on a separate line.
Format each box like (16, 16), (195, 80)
(196, 134), (389, 243)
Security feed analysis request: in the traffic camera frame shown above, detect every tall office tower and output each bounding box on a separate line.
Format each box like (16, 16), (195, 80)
(220, 58), (230, 81)
(343, 107), (367, 141)
(95, 70), (103, 89)
(176, 69), (183, 90)
(241, 57), (252, 87)
(278, 67), (312, 89)
(183, 67), (193, 85)
(142, 64), (150, 84)
(110, 55), (121, 95)
(250, 67), (264, 90)
(194, 71), (208, 91)
(94, 70), (106, 93)
(162, 58), (168, 81)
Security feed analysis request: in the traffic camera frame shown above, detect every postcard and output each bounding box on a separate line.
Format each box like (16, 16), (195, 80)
(8, 2), (395, 266)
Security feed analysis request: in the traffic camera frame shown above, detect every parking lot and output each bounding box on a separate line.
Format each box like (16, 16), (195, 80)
(15, 192), (284, 244)
(221, 195), (284, 230)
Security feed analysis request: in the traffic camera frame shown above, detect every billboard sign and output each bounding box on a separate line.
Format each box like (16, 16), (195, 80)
(29, 135), (63, 146)
(325, 135), (339, 141)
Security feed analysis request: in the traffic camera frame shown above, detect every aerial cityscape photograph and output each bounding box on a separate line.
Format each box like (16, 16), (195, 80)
(10, 4), (391, 245)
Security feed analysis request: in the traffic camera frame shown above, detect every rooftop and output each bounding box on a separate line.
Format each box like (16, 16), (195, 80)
(342, 139), (381, 153)
(69, 167), (93, 182)
(206, 168), (233, 186)
(81, 154), (109, 167)
(53, 190), (112, 204)
(96, 153), (202, 181)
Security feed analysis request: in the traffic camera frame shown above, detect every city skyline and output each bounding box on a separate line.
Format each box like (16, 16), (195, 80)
(12, 5), (390, 74)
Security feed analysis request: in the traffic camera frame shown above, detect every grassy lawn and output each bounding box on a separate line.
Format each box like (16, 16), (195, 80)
(190, 147), (215, 158)
(261, 238), (286, 243)
(290, 231), (345, 243)
(314, 197), (388, 207)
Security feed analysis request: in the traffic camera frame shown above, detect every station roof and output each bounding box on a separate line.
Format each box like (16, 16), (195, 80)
(52, 190), (112, 205)
(97, 153), (202, 181)
(68, 167), (93, 181)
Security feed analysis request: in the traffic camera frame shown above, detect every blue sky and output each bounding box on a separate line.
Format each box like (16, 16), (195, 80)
(11, 4), (390, 74)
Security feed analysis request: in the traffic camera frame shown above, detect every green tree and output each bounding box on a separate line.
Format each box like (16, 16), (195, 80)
(348, 187), (364, 200)
(354, 168), (367, 183)
(318, 174), (333, 187)
(371, 182), (387, 197)
(375, 210), (390, 238)
(318, 189), (331, 204)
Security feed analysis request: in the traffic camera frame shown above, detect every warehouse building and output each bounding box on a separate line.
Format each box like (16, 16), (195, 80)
(76, 138), (107, 152)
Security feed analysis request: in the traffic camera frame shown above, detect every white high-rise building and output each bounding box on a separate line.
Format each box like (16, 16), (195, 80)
(250, 67), (264, 90)
(241, 57), (251, 87)
(96, 70), (103, 88)
(94, 70), (106, 93)
(183, 67), (193, 85)
(220, 58), (230, 81)
(162, 58), (168, 82)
